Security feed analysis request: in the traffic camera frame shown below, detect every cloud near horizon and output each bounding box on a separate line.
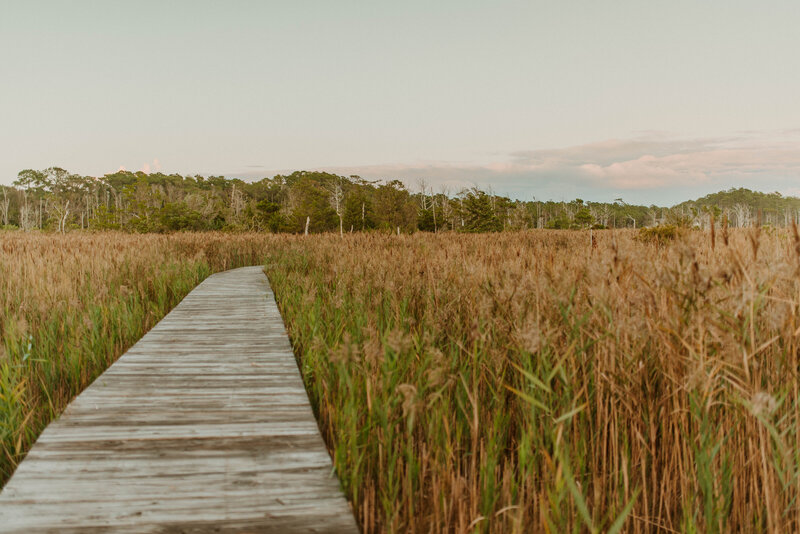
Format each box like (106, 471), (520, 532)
(268, 132), (800, 205)
(140, 158), (162, 174)
(112, 159), (163, 175)
(102, 134), (800, 206)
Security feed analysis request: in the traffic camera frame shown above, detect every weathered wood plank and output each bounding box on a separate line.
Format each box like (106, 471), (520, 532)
(0, 266), (358, 533)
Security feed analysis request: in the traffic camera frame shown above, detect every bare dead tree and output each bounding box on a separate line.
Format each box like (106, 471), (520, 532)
(417, 178), (429, 211)
(439, 185), (452, 230)
(732, 203), (752, 228)
(324, 177), (345, 237)
(0, 186), (10, 227)
(19, 190), (32, 230)
(229, 184), (246, 224)
(51, 200), (70, 233)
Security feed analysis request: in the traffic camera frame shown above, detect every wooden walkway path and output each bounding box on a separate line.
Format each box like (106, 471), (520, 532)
(0, 266), (358, 533)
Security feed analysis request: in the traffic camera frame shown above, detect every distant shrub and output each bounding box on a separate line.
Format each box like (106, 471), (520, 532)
(637, 224), (681, 245)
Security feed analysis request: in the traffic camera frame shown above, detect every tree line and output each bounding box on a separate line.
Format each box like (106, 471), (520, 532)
(1, 168), (798, 233)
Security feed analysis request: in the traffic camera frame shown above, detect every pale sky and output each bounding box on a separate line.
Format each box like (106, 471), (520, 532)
(2, 0), (799, 204)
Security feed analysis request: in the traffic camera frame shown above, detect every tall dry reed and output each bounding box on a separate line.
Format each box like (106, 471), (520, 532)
(266, 229), (800, 533)
(4, 228), (799, 533)
(0, 232), (279, 483)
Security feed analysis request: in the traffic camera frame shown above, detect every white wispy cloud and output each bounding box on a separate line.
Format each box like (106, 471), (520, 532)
(316, 132), (800, 204)
(228, 131), (800, 205)
(140, 159), (162, 174)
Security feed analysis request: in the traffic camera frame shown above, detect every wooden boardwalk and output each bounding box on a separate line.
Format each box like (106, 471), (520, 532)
(0, 266), (358, 533)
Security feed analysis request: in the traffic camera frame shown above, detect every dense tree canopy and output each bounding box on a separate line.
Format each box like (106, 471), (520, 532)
(2, 170), (798, 233)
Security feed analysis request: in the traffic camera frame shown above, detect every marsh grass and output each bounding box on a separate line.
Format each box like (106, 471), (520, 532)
(265, 229), (800, 533)
(4, 229), (800, 533)
(0, 232), (277, 483)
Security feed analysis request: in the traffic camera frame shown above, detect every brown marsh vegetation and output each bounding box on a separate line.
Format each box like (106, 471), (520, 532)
(3, 228), (800, 533)
(0, 232), (274, 483)
(266, 228), (800, 533)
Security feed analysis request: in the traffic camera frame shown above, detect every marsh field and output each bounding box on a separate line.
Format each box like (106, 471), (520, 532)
(2, 228), (800, 532)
